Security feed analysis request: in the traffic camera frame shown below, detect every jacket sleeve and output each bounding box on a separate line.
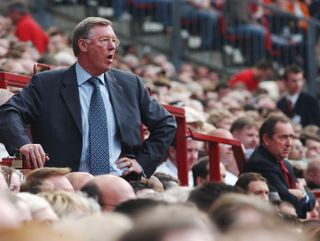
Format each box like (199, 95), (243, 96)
(135, 76), (177, 177)
(0, 75), (43, 154)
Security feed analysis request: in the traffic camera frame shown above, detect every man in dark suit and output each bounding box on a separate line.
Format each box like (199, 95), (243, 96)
(0, 17), (176, 178)
(243, 113), (315, 218)
(277, 65), (320, 127)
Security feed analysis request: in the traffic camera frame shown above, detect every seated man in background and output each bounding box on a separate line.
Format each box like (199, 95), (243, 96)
(228, 60), (274, 92)
(243, 113), (315, 218)
(192, 156), (233, 186)
(235, 172), (270, 201)
(156, 138), (200, 186)
(231, 116), (259, 159)
(210, 128), (239, 180)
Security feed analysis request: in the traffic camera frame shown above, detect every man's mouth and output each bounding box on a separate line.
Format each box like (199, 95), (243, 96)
(107, 54), (114, 60)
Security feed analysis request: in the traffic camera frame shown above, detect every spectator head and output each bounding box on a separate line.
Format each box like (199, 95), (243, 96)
(39, 191), (100, 220)
(129, 180), (155, 195)
(301, 135), (320, 159)
(191, 156), (226, 186)
(114, 198), (167, 220)
(55, 213), (133, 241)
(253, 60), (274, 80)
(119, 204), (215, 241)
(209, 128), (239, 176)
(305, 158), (320, 189)
(208, 109), (234, 130)
(81, 174), (136, 212)
(192, 158), (210, 186)
(231, 116), (259, 150)
(235, 172), (269, 201)
(16, 192), (59, 223)
(259, 113), (293, 162)
(6, 1), (28, 24)
(283, 65), (304, 95)
(167, 138), (200, 171)
(188, 182), (240, 212)
(65, 172), (94, 192)
(23, 167), (74, 192)
(209, 193), (278, 233)
(47, 27), (69, 54)
(152, 172), (180, 190)
(288, 138), (305, 160)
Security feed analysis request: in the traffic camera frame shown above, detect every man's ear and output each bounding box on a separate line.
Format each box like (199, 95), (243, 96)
(168, 146), (176, 159)
(78, 39), (88, 53)
(262, 133), (270, 147)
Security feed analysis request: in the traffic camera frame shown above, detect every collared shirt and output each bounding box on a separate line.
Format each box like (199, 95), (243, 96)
(76, 63), (122, 175)
(287, 93), (299, 108)
(156, 159), (194, 187)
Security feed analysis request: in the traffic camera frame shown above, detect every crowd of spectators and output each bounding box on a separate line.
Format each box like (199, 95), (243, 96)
(1, 1), (320, 241)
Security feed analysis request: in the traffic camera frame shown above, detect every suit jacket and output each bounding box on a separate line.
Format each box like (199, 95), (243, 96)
(0, 65), (177, 177)
(277, 92), (320, 127)
(243, 145), (315, 218)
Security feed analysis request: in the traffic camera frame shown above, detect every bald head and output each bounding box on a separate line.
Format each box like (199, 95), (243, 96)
(66, 172), (93, 191)
(210, 128), (234, 139)
(305, 159), (320, 186)
(83, 175), (136, 212)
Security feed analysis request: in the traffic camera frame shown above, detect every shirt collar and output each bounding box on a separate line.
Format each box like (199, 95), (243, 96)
(286, 92), (299, 106)
(76, 62), (105, 86)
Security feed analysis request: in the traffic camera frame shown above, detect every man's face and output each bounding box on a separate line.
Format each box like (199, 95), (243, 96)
(285, 72), (304, 95)
(79, 25), (117, 75)
(234, 126), (259, 150)
(48, 34), (67, 53)
(263, 122), (294, 161)
(247, 180), (269, 201)
(288, 138), (305, 160)
(45, 175), (74, 192)
(260, 68), (273, 80)
(187, 140), (199, 170)
(305, 139), (320, 159)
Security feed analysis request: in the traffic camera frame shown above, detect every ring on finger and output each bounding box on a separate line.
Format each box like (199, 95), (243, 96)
(128, 160), (133, 167)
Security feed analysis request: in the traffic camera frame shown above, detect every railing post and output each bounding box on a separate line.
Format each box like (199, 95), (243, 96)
(175, 117), (188, 186)
(170, 0), (182, 69)
(306, 19), (318, 97)
(208, 142), (221, 182)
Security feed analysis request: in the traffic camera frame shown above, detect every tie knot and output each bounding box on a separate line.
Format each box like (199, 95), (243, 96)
(88, 77), (101, 87)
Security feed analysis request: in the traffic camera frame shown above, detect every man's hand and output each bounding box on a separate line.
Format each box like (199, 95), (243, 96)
(115, 157), (142, 176)
(19, 144), (49, 169)
(289, 188), (305, 200)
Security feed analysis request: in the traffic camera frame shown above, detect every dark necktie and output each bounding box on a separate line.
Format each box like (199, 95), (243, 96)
(88, 77), (110, 175)
(279, 161), (295, 189)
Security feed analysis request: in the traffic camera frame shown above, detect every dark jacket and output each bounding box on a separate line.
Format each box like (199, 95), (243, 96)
(277, 92), (320, 127)
(0, 65), (177, 177)
(244, 145), (315, 218)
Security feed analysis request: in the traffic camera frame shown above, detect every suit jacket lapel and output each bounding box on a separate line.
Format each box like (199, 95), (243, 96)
(60, 65), (82, 134)
(105, 71), (123, 137)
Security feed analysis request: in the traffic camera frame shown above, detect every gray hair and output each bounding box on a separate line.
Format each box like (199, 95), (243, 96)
(72, 17), (112, 56)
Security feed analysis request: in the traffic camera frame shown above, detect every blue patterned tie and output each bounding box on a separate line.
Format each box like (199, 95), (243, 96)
(88, 77), (110, 175)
